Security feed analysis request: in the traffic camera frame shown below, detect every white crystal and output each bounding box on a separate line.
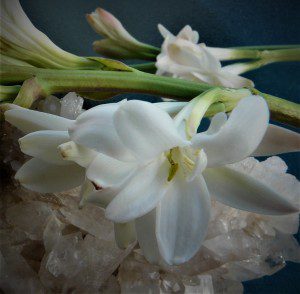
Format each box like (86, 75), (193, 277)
(183, 275), (214, 294)
(6, 201), (53, 240)
(118, 253), (161, 294)
(39, 233), (133, 292)
(60, 92), (84, 119)
(0, 227), (28, 246)
(45, 232), (83, 278)
(43, 214), (66, 253)
(0, 247), (45, 293)
(100, 275), (121, 293)
(38, 92), (84, 119)
(38, 95), (61, 115)
(160, 272), (184, 293)
(58, 195), (115, 242)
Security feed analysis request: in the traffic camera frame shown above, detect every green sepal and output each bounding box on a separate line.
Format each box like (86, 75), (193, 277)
(87, 57), (134, 72)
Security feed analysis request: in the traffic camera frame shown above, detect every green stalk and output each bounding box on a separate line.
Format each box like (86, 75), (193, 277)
(231, 45), (300, 50)
(131, 62), (157, 73)
(259, 48), (300, 62)
(0, 85), (21, 100)
(1, 65), (299, 127)
(0, 65), (211, 99)
(131, 48), (300, 74)
(209, 47), (300, 61)
(252, 89), (300, 126)
(117, 43), (300, 62)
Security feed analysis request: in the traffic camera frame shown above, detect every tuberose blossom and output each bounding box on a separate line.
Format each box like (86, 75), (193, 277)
(0, 0), (91, 68)
(67, 96), (299, 265)
(5, 95), (299, 265)
(87, 8), (159, 60)
(4, 108), (89, 193)
(156, 24), (254, 88)
(3, 99), (186, 249)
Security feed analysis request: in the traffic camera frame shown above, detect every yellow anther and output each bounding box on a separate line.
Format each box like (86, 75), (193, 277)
(167, 162), (179, 182)
(166, 149), (179, 182)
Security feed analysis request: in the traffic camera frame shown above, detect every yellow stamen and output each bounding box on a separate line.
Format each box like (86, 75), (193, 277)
(167, 162), (178, 182)
(166, 149), (179, 182)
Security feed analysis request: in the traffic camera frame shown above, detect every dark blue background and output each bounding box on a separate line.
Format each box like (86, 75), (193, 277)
(20, 1), (300, 293)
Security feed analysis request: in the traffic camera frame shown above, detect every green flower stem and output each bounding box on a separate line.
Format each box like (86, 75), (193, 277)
(252, 89), (300, 127)
(259, 48), (300, 62)
(231, 45), (300, 50)
(0, 85), (21, 101)
(1, 65), (299, 127)
(124, 43), (300, 62)
(131, 62), (157, 73)
(208, 47), (300, 61)
(131, 48), (300, 74)
(1, 65), (212, 100)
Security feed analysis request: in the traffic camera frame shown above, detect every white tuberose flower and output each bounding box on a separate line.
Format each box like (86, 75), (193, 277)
(156, 24), (254, 88)
(4, 108), (96, 193)
(69, 96), (298, 265)
(0, 0), (88, 68)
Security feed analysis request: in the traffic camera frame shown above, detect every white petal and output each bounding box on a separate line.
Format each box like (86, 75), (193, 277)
(155, 101), (187, 116)
(58, 141), (98, 168)
(105, 159), (170, 223)
(79, 179), (96, 208)
(114, 222), (136, 249)
(5, 109), (72, 133)
(156, 174), (211, 265)
(172, 97), (200, 139)
(135, 209), (161, 264)
(19, 131), (70, 165)
(167, 40), (208, 69)
(198, 44), (222, 71)
(114, 100), (188, 161)
(252, 124), (300, 156)
(86, 153), (137, 188)
(192, 96), (269, 167)
(216, 70), (254, 88)
(177, 25), (199, 43)
(204, 112), (227, 135)
(69, 103), (133, 161)
(206, 47), (240, 60)
(222, 62), (256, 75)
(186, 149), (207, 182)
(191, 71), (215, 84)
(158, 24), (174, 39)
(15, 158), (85, 193)
(203, 166), (299, 215)
(82, 187), (120, 209)
(3, 0), (79, 64)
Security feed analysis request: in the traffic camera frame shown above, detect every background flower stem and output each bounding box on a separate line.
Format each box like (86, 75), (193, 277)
(1, 65), (299, 127)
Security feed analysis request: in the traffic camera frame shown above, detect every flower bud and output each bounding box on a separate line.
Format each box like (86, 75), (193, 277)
(0, 0), (93, 69)
(87, 8), (159, 60)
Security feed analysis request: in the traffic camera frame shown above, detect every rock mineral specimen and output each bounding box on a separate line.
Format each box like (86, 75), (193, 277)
(0, 106), (299, 293)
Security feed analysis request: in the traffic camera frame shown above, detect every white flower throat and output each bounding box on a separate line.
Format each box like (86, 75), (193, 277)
(166, 147), (207, 182)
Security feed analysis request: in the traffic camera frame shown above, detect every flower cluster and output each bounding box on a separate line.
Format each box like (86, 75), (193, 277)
(156, 25), (254, 88)
(5, 94), (299, 265)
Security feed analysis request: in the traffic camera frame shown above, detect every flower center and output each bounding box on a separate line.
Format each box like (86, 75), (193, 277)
(166, 149), (179, 182)
(166, 147), (207, 182)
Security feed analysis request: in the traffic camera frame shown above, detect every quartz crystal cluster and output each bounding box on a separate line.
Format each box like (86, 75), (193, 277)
(38, 92), (84, 119)
(1, 113), (299, 293)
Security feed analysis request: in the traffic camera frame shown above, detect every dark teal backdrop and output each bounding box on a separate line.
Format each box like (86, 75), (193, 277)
(20, 1), (300, 293)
